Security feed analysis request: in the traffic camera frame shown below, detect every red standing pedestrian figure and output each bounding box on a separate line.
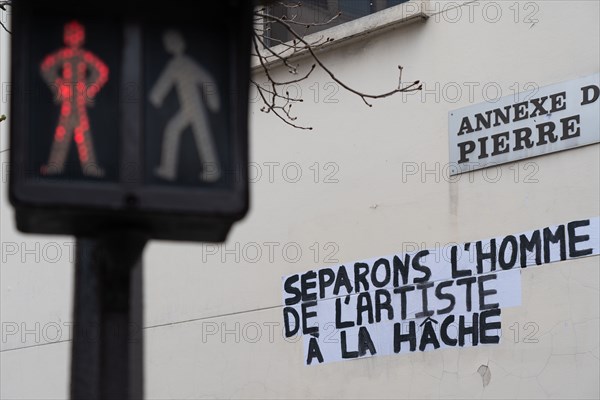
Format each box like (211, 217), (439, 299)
(40, 20), (109, 177)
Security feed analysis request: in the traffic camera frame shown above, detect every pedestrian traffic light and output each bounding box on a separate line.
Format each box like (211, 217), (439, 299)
(9, 0), (253, 241)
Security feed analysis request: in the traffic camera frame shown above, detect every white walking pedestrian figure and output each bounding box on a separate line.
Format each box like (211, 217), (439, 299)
(150, 30), (221, 182)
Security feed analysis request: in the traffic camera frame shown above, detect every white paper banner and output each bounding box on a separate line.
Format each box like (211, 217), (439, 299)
(282, 217), (600, 365)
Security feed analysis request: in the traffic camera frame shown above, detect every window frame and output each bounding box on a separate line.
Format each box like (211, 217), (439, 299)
(252, 0), (428, 69)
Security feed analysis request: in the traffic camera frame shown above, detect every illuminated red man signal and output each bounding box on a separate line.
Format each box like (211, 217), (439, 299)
(40, 20), (109, 177)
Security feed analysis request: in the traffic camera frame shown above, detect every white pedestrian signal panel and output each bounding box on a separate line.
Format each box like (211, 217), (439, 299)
(150, 30), (222, 182)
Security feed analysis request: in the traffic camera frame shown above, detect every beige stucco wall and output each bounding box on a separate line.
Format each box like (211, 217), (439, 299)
(1, 1), (599, 398)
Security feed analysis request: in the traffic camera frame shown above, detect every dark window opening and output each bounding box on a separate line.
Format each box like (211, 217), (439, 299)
(264, 0), (410, 47)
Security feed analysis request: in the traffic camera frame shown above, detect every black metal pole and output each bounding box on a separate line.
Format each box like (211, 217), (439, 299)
(71, 231), (147, 400)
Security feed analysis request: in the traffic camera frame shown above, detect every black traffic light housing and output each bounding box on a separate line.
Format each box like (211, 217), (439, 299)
(9, 0), (253, 242)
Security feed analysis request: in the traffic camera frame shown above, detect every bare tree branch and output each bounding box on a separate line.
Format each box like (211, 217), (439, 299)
(252, 3), (422, 129)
